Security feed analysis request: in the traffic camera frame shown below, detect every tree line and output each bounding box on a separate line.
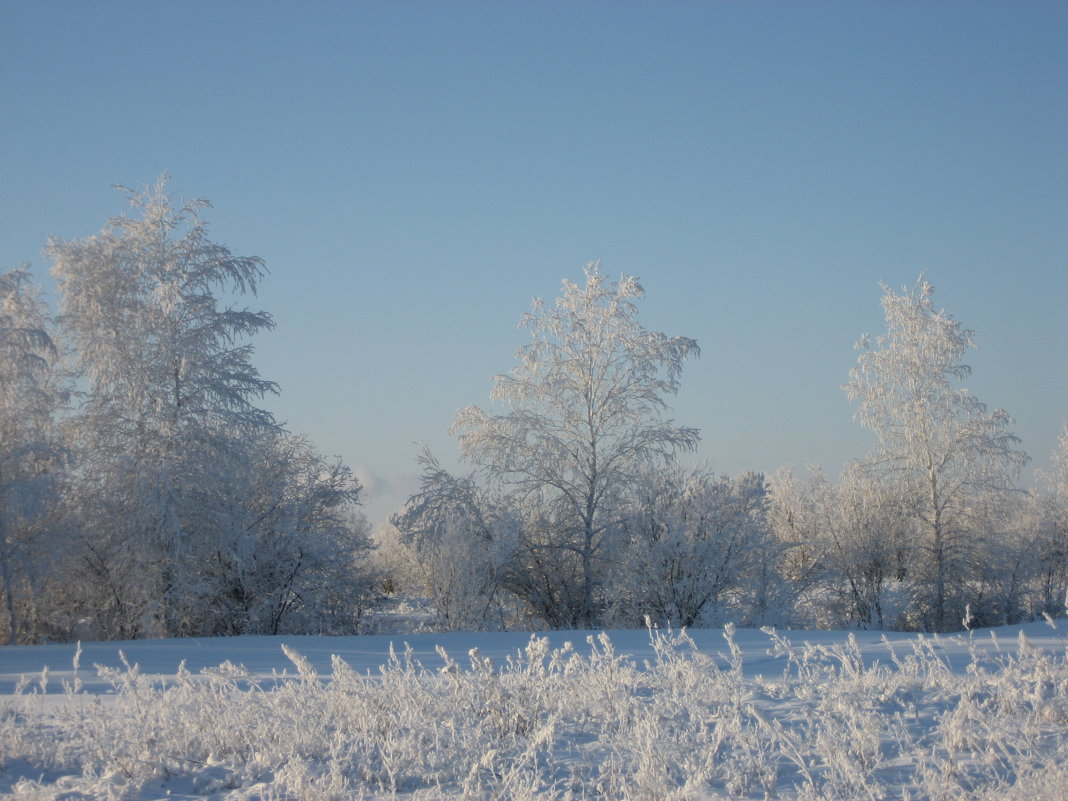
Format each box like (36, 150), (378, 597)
(2, 178), (1065, 642)
(381, 265), (1066, 633)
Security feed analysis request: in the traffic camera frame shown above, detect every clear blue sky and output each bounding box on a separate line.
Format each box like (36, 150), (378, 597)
(3, 1), (1066, 525)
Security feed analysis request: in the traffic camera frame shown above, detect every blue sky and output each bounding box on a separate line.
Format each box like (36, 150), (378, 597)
(2, 1), (1065, 525)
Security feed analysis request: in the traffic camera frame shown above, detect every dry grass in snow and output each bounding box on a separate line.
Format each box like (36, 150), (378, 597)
(2, 621), (1067, 800)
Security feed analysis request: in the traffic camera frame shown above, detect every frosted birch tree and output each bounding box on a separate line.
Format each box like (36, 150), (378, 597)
(822, 462), (912, 629)
(48, 177), (279, 636)
(845, 276), (1028, 630)
(614, 467), (770, 628)
(387, 447), (518, 630)
(0, 267), (67, 642)
(197, 430), (375, 635)
(452, 263), (699, 627)
(1033, 423), (1068, 617)
(766, 466), (837, 626)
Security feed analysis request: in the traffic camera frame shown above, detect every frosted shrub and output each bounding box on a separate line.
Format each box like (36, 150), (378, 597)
(3, 626), (1067, 800)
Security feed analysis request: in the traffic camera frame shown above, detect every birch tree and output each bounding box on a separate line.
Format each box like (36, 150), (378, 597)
(0, 267), (66, 642)
(614, 467), (770, 628)
(452, 263), (699, 627)
(387, 447), (518, 630)
(48, 177), (279, 636)
(845, 276), (1028, 630)
(196, 430), (375, 636)
(766, 466), (836, 627)
(1033, 423), (1068, 617)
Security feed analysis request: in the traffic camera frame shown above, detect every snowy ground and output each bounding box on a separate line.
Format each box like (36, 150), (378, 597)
(3, 620), (1067, 799)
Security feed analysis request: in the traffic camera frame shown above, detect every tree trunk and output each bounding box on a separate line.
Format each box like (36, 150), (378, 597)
(581, 517), (595, 628)
(928, 468), (947, 631)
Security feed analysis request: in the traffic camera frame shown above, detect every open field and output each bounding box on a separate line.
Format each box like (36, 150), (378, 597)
(3, 621), (1067, 800)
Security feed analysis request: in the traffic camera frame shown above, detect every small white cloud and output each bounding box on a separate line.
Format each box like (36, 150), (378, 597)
(352, 463), (390, 498)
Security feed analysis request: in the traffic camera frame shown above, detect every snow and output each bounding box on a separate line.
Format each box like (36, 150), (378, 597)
(5, 621), (1061, 695)
(2, 621), (1067, 799)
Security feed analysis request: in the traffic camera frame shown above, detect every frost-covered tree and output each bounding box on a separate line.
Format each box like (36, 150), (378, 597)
(196, 430), (376, 636)
(613, 467), (770, 628)
(49, 176), (277, 438)
(0, 267), (67, 643)
(452, 263), (699, 627)
(1032, 423), (1068, 617)
(967, 488), (1044, 626)
(767, 464), (912, 630)
(845, 276), (1028, 630)
(766, 466), (837, 627)
(387, 447), (518, 630)
(48, 177), (279, 636)
(822, 462), (912, 629)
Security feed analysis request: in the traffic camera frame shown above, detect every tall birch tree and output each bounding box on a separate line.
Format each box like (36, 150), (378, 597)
(452, 263), (699, 627)
(845, 276), (1028, 630)
(48, 177), (278, 636)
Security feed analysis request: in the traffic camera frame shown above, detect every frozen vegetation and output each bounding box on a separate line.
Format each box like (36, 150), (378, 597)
(4, 178), (1068, 799)
(3, 179), (1067, 646)
(3, 620), (1067, 800)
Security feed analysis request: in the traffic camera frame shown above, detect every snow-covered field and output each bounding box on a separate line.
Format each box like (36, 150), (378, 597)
(2, 621), (1067, 800)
